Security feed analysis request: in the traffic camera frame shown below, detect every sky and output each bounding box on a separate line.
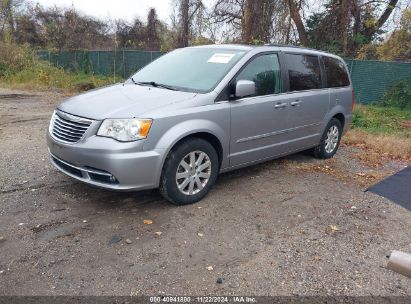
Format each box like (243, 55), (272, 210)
(35, 0), (215, 23)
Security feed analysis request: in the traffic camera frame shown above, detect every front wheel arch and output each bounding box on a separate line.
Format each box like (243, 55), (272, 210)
(166, 132), (223, 170)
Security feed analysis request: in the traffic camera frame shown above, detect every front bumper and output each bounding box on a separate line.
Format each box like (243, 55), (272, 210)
(47, 133), (165, 191)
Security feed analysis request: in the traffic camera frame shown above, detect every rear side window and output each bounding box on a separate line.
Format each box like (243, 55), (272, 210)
(324, 56), (350, 88)
(235, 53), (282, 97)
(285, 54), (321, 91)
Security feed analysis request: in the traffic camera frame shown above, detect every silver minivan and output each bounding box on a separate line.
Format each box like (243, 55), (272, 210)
(48, 44), (354, 205)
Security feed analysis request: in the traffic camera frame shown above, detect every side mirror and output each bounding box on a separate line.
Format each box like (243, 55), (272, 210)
(235, 80), (255, 98)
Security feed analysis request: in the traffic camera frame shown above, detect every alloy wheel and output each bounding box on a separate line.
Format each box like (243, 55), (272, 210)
(325, 125), (339, 154)
(176, 151), (212, 195)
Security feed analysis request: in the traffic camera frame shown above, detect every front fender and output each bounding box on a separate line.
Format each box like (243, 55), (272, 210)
(153, 119), (229, 169)
(157, 119), (227, 147)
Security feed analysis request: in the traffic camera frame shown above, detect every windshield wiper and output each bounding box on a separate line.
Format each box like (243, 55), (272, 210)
(132, 80), (177, 91)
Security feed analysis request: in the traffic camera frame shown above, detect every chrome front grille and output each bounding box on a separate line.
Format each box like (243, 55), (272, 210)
(50, 111), (93, 143)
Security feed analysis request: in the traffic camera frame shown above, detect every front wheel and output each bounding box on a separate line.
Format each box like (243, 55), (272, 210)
(159, 138), (219, 205)
(313, 118), (343, 159)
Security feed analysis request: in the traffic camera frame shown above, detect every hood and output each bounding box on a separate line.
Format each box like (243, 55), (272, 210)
(58, 83), (197, 120)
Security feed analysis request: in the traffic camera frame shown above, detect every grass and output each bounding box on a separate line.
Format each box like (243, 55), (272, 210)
(343, 104), (411, 164)
(0, 43), (118, 93)
(1, 68), (117, 93)
(351, 104), (411, 137)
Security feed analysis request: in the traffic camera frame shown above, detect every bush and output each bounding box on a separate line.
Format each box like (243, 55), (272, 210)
(0, 43), (37, 74)
(0, 42), (116, 91)
(356, 44), (379, 60)
(381, 81), (411, 110)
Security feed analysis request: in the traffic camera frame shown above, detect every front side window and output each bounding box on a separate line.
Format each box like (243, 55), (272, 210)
(285, 54), (321, 91)
(131, 48), (245, 93)
(324, 56), (350, 88)
(235, 53), (282, 97)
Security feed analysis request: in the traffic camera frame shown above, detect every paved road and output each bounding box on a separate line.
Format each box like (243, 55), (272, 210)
(0, 90), (410, 296)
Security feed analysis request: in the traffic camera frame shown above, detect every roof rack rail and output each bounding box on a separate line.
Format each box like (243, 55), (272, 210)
(263, 43), (330, 53)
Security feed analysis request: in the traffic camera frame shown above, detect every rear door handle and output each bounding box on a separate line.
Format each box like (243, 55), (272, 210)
(291, 100), (302, 107)
(274, 102), (287, 109)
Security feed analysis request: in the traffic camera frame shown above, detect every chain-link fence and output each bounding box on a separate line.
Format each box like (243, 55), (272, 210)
(39, 50), (411, 104)
(38, 50), (164, 81)
(346, 59), (411, 104)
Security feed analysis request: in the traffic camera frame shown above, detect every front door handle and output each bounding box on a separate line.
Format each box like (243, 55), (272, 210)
(291, 100), (302, 107)
(274, 102), (287, 109)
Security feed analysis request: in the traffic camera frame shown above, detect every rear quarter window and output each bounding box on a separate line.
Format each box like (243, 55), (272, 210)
(285, 53), (322, 91)
(324, 56), (350, 88)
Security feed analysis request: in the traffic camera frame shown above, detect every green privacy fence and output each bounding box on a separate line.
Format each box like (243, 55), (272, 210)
(345, 59), (411, 104)
(38, 50), (164, 80)
(38, 50), (411, 104)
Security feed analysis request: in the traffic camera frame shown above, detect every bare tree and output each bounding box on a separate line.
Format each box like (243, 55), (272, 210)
(361, 0), (399, 39)
(114, 19), (133, 49)
(286, 0), (309, 45)
(213, 0), (289, 44)
(242, 0), (276, 43)
(14, 13), (41, 46)
(286, 0), (401, 54)
(2, 0), (407, 55)
(146, 8), (161, 51)
(174, 0), (204, 47)
(0, 0), (25, 41)
(115, 9), (167, 51)
(213, 0), (245, 41)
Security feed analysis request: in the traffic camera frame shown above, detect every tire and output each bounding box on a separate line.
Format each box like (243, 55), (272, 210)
(159, 138), (219, 205)
(313, 118), (343, 159)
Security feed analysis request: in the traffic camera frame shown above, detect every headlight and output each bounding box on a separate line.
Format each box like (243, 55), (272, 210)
(97, 118), (152, 142)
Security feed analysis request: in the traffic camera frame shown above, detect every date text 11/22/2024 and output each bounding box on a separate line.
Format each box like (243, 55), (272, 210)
(149, 296), (257, 303)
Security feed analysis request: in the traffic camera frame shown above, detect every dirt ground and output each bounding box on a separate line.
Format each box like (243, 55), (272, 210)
(0, 88), (410, 296)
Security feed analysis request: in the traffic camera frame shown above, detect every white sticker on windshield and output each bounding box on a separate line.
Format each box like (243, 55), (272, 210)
(208, 53), (235, 64)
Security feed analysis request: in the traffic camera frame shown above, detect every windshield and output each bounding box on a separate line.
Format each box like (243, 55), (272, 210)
(130, 48), (246, 93)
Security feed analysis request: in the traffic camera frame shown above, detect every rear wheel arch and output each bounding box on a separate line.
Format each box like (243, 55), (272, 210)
(313, 117), (343, 159)
(332, 113), (345, 130)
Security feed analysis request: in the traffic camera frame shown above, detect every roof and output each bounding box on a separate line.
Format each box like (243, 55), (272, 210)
(264, 43), (330, 53)
(190, 43), (336, 57)
(189, 44), (254, 51)
(188, 44), (343, 60)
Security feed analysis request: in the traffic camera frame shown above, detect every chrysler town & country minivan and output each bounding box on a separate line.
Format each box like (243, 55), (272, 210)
(47, 44), (354, 205)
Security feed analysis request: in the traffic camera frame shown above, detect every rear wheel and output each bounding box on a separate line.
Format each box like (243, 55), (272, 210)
(159, 138), (219, 205)
(313, 118), (342, 159)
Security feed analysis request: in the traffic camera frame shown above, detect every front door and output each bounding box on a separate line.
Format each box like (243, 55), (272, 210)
(229, 53), (289, 167)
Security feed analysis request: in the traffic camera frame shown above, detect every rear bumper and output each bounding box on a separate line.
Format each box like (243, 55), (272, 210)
(47, 133), (165, 191)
